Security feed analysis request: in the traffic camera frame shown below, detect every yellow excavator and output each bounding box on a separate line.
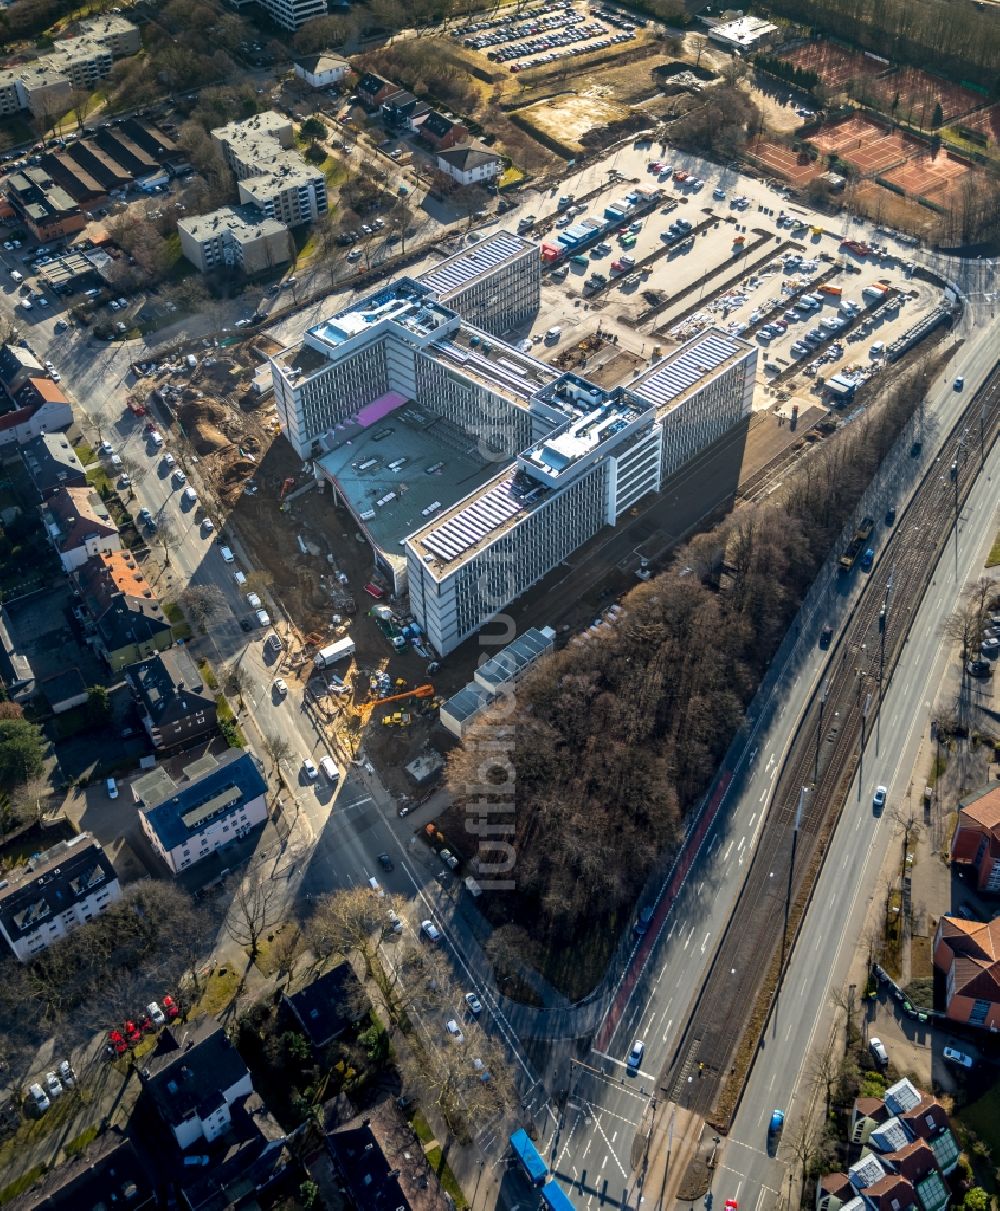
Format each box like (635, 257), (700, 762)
(355, 684), (435, 727)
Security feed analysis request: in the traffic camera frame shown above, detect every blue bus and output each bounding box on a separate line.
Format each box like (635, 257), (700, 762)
(510, 1129), (548, 1188)
(540, 1179), (578, 1210)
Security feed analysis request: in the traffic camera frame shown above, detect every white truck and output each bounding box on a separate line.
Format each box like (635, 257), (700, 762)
(314, 637), (355, 667)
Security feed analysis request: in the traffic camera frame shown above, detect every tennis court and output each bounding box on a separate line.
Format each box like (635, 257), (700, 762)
(858, 66), (985, 127)
(779, 40), (884, 92)
(750, 139), (824, 186)
(809, 115), (919, 174)
(882, 150), (972, 200)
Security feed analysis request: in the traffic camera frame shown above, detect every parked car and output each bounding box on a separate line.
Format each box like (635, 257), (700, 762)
(464, 991), (482, 1016)
(378, 852), (394, 872)
(148, 1001), (166, 1026)
(445, 1019), (464, 1043)
(869, 1037), (889, 1068)
(302, 758), (318, 780)
(44, 1072), (63, 1099)
(420, 919), (441, 943)
(57, 1059), (75, 1087)
(27, 1083), (50, 1113)
(943, 1046), (973, 1068)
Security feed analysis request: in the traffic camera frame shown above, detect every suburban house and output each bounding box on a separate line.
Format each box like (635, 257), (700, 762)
(355, 72), (397, 108)
(0, 344), (45, 399)
(22, 431), (87, 499)
(131, 750), (268, 874)
(41, 485), (120, 571)
(325, 1101), (452, 1211)
(436, 143), (502, 187)
(818, 1078), (959, 1211)
(0, 606), (35, 701)
(950, 783), (1000, 893)
(293, 54), (349, 88)
(933, 913), (1000, 1030)
(381, 89), (421, 126)
(4, 1127), (156, 1211)
(282, 963), (369, 1053)
(0, 833), (121, 962)
(141, 1020), (255, 1149)
(73, 550), (171, 672)
(138, 1019), (291, 1210)
(0, 380), (73, 455)
(125, 648), (217, 750)
(419, 110), (470, 151)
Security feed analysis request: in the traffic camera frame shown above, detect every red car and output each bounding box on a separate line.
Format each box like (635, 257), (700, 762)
(725, 1201), (739, 1210)
(108, 1030), (127, 1056)
(363, 582), (385, 600)
(162, 994), (180, 1020)
(123, 1020), (142, 1046)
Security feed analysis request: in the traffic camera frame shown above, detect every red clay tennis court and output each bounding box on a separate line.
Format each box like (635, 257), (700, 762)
(809, 116), (919, 174)
(858, 66), (985, 126)
(779, 40), (884, 92)
(882, 151), (972, 200)
(750, 140), (824, 186)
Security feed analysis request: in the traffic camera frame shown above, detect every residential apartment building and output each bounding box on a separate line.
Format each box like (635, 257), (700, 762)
(270, 266), (755, 654)
(22, 430), (87, 498)
(436, 144), (502, 187)
(41, 484), (120, 571)
(950, 783), (1000, 893)
(6, 166), (85, 241)
(126, 648), (218, 749)
(0, 833), (121, 962)
(74, 550), (172, 671)
(214, 113), (328, 228)
(177, 205), (293, 275)
(0, 15), (139, 116)
(257, 0), (326, 30)
(142, 1020), (254, 1150)
(132, 750), (268, 874)
(417, 230), (540, 336)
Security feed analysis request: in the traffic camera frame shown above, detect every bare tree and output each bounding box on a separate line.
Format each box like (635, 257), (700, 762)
(228, 663), (253, 713)
(179, 584), (229, 634)
(156, 516), (180, 569)
(223, 854), (283, 965)
(262, 732), (292, 776)
(305, 885), (401, 984)
(118, 453), (145, 503)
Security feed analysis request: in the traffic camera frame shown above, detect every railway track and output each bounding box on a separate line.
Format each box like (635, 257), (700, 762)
(661, 358), (1000, 1126)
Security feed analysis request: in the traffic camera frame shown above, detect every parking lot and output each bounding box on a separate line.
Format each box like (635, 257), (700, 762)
(451, 0), (645, 73)
(517, 156), (945, 417)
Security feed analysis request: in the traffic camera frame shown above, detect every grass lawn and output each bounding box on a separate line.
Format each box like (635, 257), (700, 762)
(85, 465), (112, 495)
(0, 1164), (45, 1205)
(958, 1080), (1000, 1165)
(190, 966), (240, 1019)
(987, 531), (1000, 568)
(74, 439), (96, 466)
(64, 1123), (100, 1158)
(499, 164), (526, 188)
(424, 1145), (468, 1209)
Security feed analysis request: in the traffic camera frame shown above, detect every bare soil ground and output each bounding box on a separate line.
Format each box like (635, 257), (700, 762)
(516, 90), (634, 155)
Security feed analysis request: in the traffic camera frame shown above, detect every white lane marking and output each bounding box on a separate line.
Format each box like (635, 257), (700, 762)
(701, 932), (711, 954)
(684, 926), (695, 950)
(724, 841), (734, 860)
(661, 1018), (673, 1043)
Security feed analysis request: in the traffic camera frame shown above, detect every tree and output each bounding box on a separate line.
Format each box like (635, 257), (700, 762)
(156, 516), (179, 570)
(228, 663), (253, 712)
(118, 453), (145, 503)
(300, 116), (326, 140)
(68, 88), (95, 133)
(262, 732), (291, 775)
(305, 886), (395, 982)
(86, 684), (111, 725)
(962, 1190), (989, 1211)
(0, 718), (44, 790)
(179, 584), (229, 634)
(223, 854), (283, 964)
(931, 101), (943, 130)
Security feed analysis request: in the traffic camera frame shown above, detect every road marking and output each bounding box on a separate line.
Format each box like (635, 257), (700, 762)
(749, 812), (757, 827)
(759, 789), (768, 803)
(708, 835), (719, 855)
(724, 841), (734, 860)
(684, 926), (695, 950)
(701, 931), (711, 954)
(661, 1019), (673, 1043)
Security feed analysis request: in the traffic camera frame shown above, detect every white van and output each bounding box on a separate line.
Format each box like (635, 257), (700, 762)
(233, 570), (247, 586)
(319, 755), (339, 783)
(106, 777), (119, 800)
(544, 326), (562, 343)
(220, 546), (235, 563)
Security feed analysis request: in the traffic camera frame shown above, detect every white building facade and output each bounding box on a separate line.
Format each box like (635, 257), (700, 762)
(270, 254), (756, 655)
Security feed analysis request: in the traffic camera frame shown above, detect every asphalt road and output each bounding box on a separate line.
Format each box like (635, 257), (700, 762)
(717, 364), (1000, 1211)
(529, 319), (1000, 1210)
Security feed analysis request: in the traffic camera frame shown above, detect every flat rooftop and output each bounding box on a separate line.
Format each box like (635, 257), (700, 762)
(306, 280), (455, 352)
(521, 394), (644, 481)
(317, 404), (500, 555)
(628, 328), (753, 418)
(417, 230), (535, 299)
(432, 322), (558, 406)
(408, 465), (553, 579)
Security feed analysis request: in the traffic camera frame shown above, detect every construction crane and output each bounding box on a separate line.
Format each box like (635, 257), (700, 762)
(355, 684), (434, 727)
